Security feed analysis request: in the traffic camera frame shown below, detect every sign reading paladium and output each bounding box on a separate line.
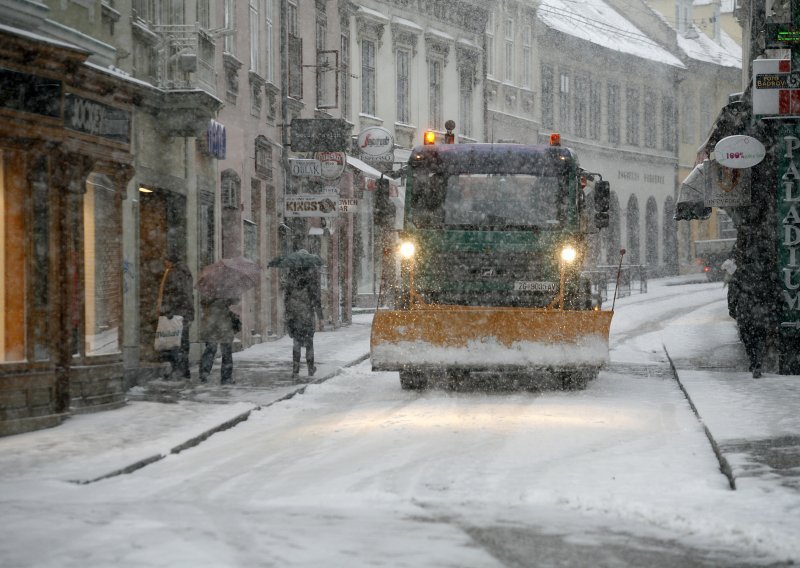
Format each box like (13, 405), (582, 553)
(778, 130), (800, 331)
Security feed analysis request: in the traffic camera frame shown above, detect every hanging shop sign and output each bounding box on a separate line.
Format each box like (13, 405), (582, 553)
(339, 198), (359, 212)
(714, 136), (766, 169)
(356, 126), (394, 164)
(206, 119), (226, 159)
(284, 194), (339, 217)
(289, 158), (322, 177)
(314, 151), (347, 180)
(704, 160), (751, 208)
(290, 118), (351, 152)
(64, 93), (131, 145)
(0, 67), (61, 118)
(777, 128), (800, 332)
(752, 59), (800, 116)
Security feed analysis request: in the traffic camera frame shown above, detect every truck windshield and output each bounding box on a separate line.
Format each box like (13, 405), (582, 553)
(409, 172), (563, 230)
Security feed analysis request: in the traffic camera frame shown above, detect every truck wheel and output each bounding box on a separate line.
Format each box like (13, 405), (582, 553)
(559, 371), (588, 391)
(400, 370), (428, 390)
(445, 369), (469, 390)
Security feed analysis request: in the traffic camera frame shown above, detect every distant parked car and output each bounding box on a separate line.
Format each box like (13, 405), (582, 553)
(701, 253), (727, 282)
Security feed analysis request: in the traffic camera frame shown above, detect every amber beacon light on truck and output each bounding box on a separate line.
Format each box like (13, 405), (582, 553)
(424, 120), (456, 145)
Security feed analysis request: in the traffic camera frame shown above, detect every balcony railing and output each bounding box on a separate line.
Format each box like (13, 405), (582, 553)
(150, 23), (216, 94)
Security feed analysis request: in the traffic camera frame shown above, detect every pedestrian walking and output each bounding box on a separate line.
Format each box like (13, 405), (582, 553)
(284, 262), (324, 378)
(198, 297), (240, 384)
(734, 256), (777, 379)
(160, 254), (195, 380)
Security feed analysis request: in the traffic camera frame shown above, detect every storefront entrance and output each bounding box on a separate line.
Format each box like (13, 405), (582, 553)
(138, 189), (187, 362)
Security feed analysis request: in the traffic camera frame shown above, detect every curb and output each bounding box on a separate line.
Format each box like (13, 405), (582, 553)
(663, 344), (737, 490)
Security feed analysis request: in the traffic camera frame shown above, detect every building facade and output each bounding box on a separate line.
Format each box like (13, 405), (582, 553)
(0, 10), (139, 434)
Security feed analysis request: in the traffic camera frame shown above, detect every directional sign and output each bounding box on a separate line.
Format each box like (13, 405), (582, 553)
(289, 159), (322, 177)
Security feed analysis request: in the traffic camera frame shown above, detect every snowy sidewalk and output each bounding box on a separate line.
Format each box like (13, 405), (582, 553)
(662, 289), (800, 492)
(0, 313), (375, 484)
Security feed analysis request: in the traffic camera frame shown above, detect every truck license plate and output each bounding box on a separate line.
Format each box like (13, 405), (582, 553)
(514, 281), (558, 292)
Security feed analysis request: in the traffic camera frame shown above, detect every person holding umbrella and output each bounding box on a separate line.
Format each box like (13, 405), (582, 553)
(198, 296), (239, 384)
(271, 250), (324, 378)
(195, 257), (260, 385)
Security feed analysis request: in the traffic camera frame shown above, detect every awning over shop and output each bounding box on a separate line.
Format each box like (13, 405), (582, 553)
(346, 155), (384, 179)
(675, 161), (711, 221)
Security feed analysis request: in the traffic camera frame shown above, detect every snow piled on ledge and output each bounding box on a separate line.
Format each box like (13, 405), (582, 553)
(372, 336), (609, 368)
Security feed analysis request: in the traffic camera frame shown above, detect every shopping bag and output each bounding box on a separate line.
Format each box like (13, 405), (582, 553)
(154, 315), (183, 351)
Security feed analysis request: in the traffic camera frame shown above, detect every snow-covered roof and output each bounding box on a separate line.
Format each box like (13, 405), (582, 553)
(537, 0), (686, 68)
(718, 27), (743, 62)
(0, 22), (87, 53)
(677, 25), (741, 68)
(694, 0), (736, 12)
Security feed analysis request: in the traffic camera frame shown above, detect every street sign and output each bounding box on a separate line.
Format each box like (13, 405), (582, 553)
(284, 194), (339, 217)
(290, 118), (351, 152)
(289, 158), (322, 177)
(314, 151), (346, 180)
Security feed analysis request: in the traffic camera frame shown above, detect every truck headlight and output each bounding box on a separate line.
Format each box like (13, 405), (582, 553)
(399, 241), (416, 259)
(561, 245), (577, 263)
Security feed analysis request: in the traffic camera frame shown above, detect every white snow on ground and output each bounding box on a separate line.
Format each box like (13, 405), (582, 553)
(0, 276), (799, 566)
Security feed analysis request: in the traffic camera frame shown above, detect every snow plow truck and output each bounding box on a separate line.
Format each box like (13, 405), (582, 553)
(370, 133), (614, 390)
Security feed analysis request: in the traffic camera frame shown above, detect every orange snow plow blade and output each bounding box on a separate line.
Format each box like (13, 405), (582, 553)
(370, 307), (613, 371)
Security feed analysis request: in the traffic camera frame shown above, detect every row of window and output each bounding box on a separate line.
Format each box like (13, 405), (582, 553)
(361, 39), (477, 137)
(541, 64), (677, 151)
(486, 13), (533, 87)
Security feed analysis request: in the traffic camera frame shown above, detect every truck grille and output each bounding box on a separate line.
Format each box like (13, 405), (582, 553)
(417, 250), (557, 307)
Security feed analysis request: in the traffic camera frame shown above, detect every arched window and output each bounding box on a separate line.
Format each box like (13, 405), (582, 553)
(626, 195), (640, 264)
(221, 169), (241, 209)
(645, 196), (658, 268)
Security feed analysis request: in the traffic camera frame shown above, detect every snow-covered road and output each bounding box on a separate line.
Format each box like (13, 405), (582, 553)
(1, 278), (798, 567)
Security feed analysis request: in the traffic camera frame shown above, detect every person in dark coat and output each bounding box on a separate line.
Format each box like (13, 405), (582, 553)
(734, 255), (777, 379)
(198, 297), (239, 384)
(160, 255), (195, 379)
(284, 263), (324, 378)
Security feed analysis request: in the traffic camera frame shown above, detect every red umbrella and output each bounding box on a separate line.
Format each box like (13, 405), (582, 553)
(196, 257), (261, 298)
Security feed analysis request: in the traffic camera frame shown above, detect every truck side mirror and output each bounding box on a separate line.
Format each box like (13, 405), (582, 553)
(594, 181), (610, 228)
